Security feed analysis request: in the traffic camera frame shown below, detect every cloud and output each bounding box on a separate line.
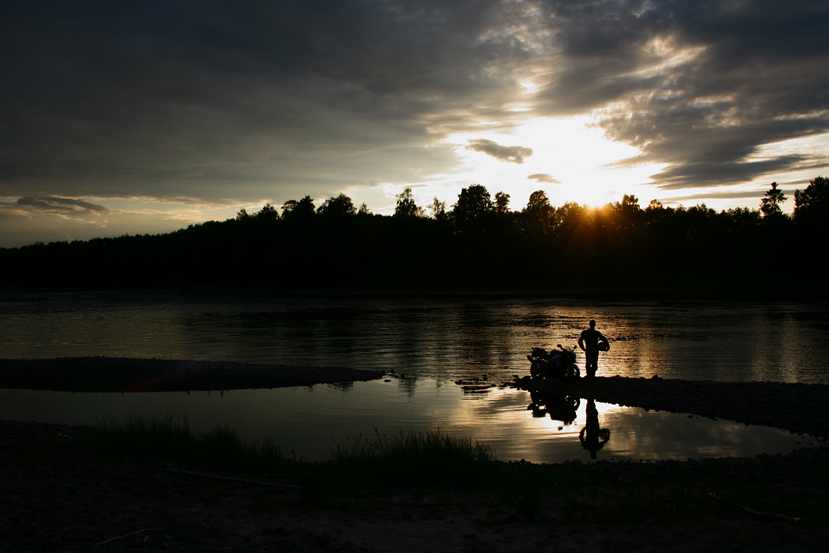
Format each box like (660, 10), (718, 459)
(15, 197), (110, 214)
(0, 0), (530, 202)
(531, 0), (829, 188)
(527, 173), (561, 184)
(0, 0), (827, 209)
(467, 139), (533, 164)
(666, 190), (767, 204)
(0, 196), (113, 245)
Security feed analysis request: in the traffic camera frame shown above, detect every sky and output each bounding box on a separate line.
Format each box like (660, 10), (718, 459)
(1, 0), (828, 247)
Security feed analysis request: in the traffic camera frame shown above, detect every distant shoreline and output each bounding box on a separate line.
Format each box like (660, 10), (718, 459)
(2, 285), (829, 303)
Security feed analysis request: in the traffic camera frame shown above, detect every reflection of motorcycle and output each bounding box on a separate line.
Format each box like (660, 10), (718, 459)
(528, 391), (580, 424)
(527, 344), (579, 379)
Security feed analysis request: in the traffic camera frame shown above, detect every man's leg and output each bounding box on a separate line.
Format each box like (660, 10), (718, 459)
(586, 352), (598, 378)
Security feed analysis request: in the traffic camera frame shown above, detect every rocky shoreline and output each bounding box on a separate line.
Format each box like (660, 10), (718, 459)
(0, 356), (383, 392)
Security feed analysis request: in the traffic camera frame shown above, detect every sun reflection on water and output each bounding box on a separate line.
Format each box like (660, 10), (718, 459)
(0, 379), (813, 464)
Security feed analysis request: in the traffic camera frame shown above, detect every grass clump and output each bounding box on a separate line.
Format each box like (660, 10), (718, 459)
(86, 415), (288, 473)
(326, 428), (495, 486)
(86, 417), (496, 487)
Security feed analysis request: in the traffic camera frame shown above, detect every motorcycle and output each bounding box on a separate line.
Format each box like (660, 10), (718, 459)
(527, 344), (580, 379)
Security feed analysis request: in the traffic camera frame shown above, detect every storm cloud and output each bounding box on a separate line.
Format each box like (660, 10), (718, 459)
(1, 0), (827, 210)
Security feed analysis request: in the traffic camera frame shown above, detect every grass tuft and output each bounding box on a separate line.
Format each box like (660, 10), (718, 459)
(86, 415), (289, 473)
(85, 418), (496, 486)
(325, 428), (495, 486)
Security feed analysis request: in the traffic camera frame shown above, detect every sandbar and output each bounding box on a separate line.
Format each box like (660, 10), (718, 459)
(0, 356), (383, 392)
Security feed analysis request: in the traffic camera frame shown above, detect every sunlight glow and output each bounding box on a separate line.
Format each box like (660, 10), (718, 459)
(438, 115), (667, 210)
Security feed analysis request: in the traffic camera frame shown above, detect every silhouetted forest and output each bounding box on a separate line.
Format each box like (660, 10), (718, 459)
(2, 178), (827, 291)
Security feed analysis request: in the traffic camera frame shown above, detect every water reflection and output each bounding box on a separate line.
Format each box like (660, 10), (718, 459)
(527, 391), (580, 425)
(579, 399), (610, 459)
(0, 379), (815, 464)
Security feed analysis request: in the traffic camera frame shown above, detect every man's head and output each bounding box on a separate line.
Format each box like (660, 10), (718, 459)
(589, 319), (596, 329)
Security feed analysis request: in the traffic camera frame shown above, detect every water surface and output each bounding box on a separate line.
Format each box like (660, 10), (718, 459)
(0, 380), (813, 463)
(2, 294), (828, 382)
(1, 293), (826, 462)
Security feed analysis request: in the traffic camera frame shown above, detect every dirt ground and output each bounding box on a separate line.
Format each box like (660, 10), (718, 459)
(2, 419), (828, 553)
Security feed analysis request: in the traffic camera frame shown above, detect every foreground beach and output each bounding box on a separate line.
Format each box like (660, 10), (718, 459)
(1, 419), (827, 552)
(1, 361), (828, 551)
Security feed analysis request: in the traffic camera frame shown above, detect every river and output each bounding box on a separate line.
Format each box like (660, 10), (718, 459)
(1, 292), (826, 462)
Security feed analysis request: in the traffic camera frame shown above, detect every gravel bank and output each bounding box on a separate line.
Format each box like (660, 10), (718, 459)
(0, 357), (383, 392)
(514, 375), (829, 438)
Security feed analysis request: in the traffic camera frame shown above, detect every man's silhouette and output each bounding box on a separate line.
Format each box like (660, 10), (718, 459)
(577, 319), (606, 378)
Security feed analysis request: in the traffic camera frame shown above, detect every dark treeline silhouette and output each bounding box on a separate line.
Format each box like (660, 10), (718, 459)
(2, 177), (827, 291)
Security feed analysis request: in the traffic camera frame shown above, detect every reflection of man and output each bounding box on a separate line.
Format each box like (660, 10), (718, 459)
(579, 399), (610, 459)
(577, 319), (606, 378)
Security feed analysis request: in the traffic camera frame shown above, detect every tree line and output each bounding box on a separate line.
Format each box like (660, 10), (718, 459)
(2, 177), (827, 291)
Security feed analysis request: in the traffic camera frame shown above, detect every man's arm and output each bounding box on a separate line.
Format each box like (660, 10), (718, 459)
(577, 332), (586, 351)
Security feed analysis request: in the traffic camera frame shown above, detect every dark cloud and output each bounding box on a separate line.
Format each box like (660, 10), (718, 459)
(0, 0), (827, 205)
(467, 139), (533, 164)
(14, 197), (110, 214)
(533, 0), (829, 188)
(527, 173), (561, 184)
(0, 0), (530, 202)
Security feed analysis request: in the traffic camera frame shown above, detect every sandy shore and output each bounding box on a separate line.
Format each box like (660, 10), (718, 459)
(0, 357), (384, 392)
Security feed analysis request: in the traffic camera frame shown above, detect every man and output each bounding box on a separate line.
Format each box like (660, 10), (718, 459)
(577, 319), (607, 378)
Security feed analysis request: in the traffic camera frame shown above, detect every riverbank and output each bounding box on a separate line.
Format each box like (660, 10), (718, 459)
(1, 419), (827, 552)
(513, 376), (829, 439)
(0, 357), (383, 392)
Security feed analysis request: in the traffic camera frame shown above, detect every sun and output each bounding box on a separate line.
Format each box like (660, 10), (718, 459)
(438, 115), (667, 210)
